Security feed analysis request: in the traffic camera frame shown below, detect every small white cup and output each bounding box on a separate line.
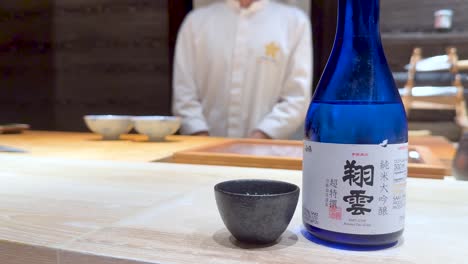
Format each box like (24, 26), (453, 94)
(434, 9), (453, 31)
(132, 116), (181, 142)
(84, 115), (133, 140)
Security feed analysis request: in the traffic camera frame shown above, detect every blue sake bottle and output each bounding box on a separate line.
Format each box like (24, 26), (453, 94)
(302, 0), (408, 246)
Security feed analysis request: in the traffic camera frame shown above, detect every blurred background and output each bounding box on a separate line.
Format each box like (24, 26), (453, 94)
(1, 0), (468, 139)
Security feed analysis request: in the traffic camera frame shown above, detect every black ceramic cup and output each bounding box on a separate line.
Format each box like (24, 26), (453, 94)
(214, 179), (300, 244)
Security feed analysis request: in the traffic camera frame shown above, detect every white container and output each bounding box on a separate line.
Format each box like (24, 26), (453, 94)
(84, 115), (133, 140)
(132, 116), (181, 141)
(434, 9), (453, 30)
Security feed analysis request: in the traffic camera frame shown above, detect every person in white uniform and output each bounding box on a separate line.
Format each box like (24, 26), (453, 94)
(172, 0), (312, 139)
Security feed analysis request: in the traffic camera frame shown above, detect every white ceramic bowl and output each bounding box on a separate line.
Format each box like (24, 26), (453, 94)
(132, 116), (181, 141)
(84, 115), (133, 140)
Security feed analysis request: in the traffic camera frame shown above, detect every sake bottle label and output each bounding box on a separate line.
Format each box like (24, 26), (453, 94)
(303, 141), (407, 235)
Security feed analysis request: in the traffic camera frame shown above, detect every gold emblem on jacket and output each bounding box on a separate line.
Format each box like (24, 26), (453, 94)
(265, 42), (280, 59)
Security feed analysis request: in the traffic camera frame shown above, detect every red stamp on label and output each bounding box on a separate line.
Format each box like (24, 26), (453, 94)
(329, 206), (342, 220)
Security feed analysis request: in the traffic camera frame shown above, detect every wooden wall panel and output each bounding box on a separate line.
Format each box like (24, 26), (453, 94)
(0, 1), (55, 129)
(54, 0), (171, 131)
(1, 0), (172, 131)
(311, 0), (336, 88)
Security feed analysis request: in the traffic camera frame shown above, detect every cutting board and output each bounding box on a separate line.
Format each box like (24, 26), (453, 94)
(172, 139), (447, 179)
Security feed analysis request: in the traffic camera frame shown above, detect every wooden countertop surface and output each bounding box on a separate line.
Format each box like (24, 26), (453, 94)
(0, 155), (466, 264)
(0, 131), (226, 162)
(0, 131), (456, 165)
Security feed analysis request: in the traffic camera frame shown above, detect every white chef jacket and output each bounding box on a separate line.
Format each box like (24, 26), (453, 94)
(172, 0), (312, 139)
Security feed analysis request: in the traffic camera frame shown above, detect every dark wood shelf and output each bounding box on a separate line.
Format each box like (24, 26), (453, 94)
(382, 32), (468, 43)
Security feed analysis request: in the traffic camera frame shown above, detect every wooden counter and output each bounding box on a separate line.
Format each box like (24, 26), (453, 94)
(0, 155), (466, 264)
(0, 131), (456, 166)
(0, 131), (226, 162)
